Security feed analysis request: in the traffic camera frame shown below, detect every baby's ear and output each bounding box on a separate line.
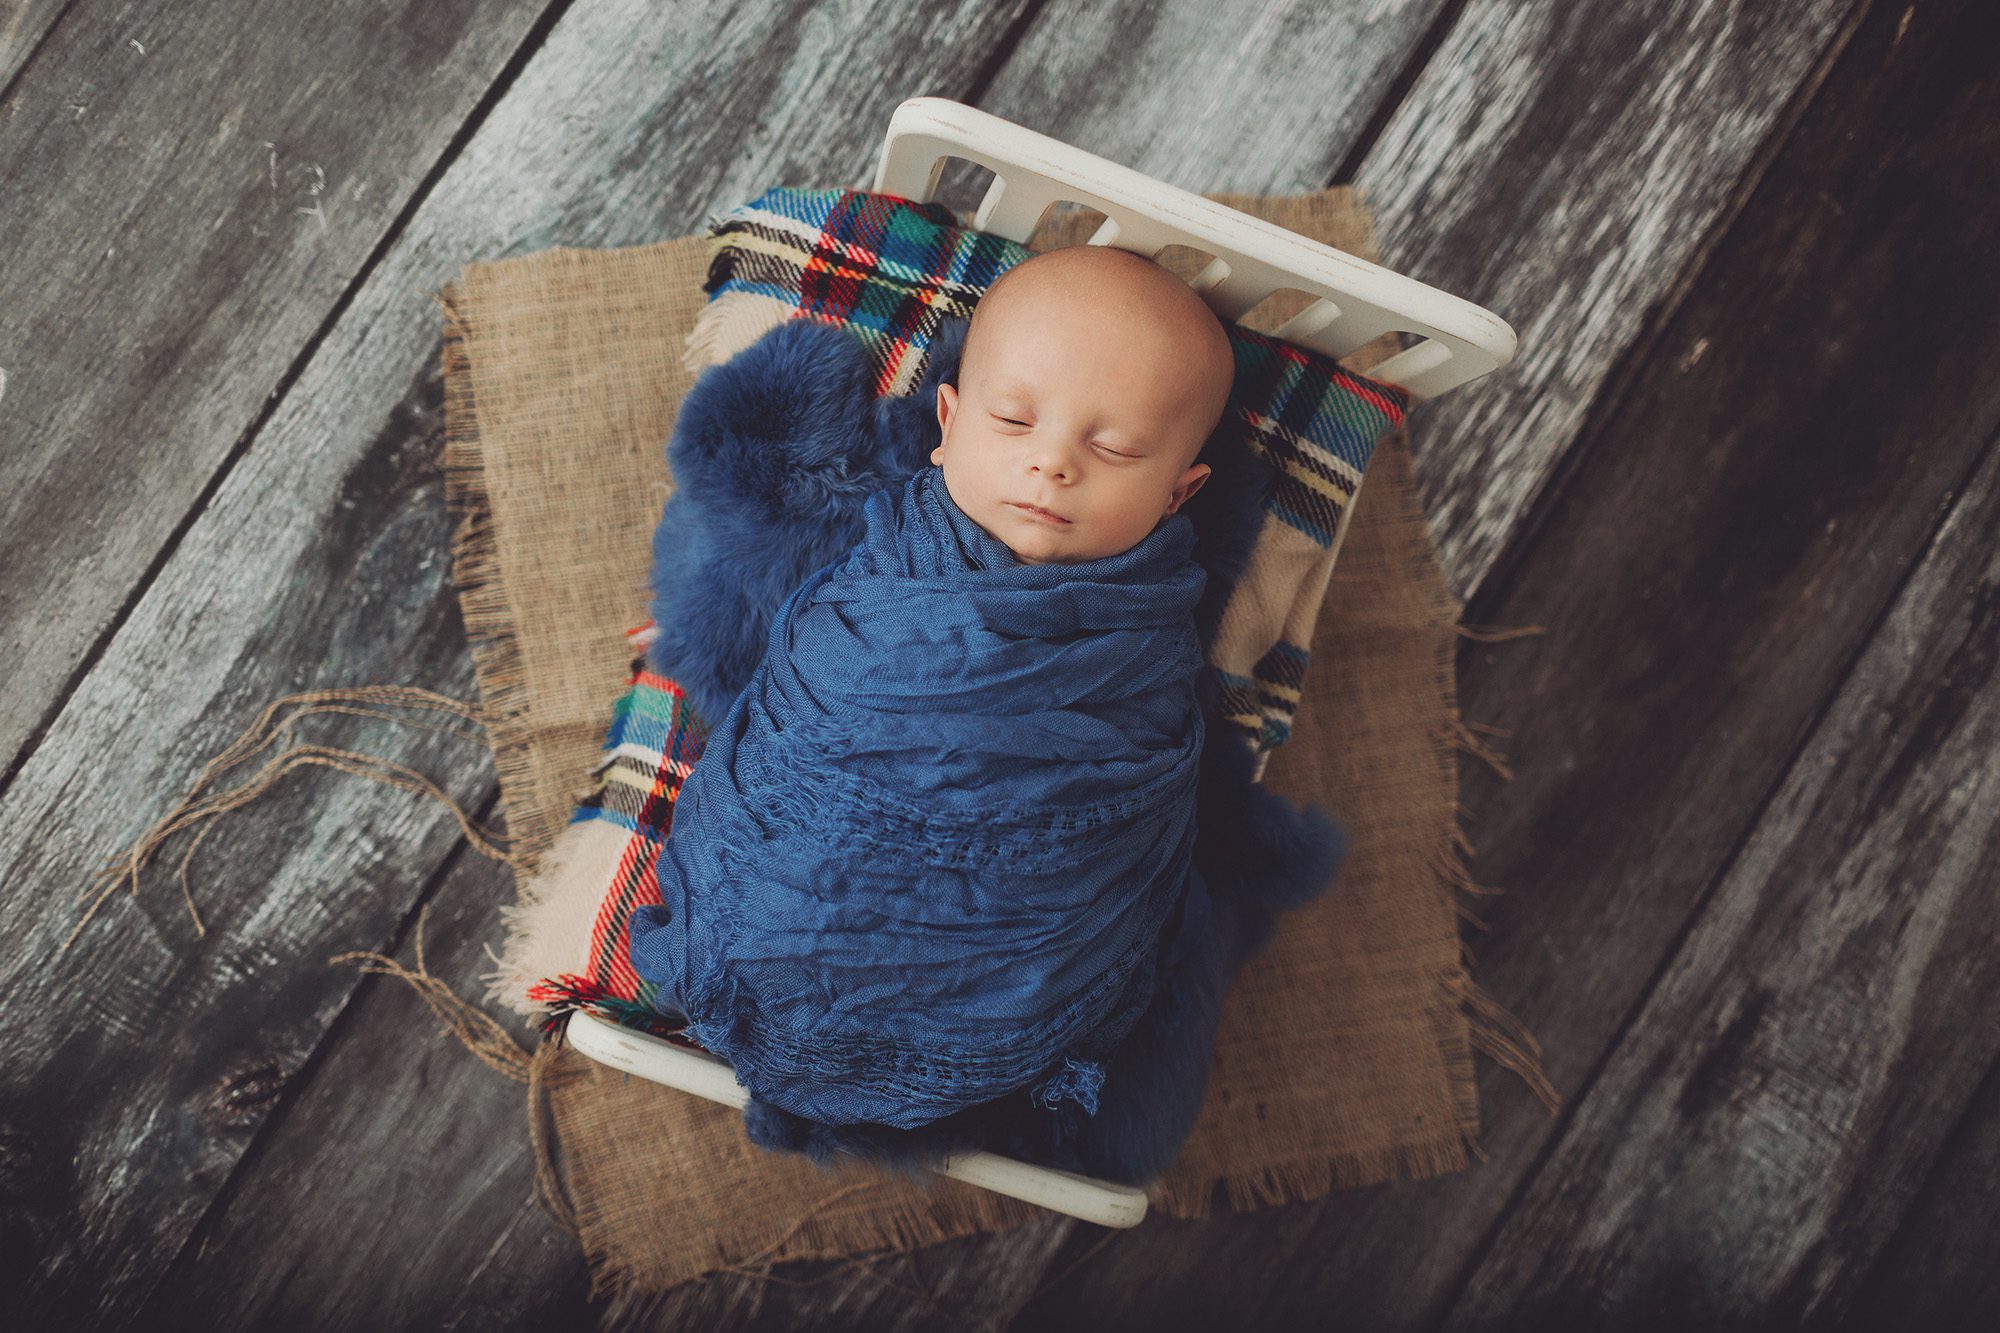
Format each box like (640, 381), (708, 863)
(1166, 463), (1211, 514)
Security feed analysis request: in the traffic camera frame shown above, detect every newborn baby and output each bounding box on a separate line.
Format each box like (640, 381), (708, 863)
(626, 246), (1249, 1180)
(927, 243), (1232, 565)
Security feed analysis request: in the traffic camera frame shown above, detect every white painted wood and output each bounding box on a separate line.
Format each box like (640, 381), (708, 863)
(565, 1010), (1151, 1229)
(872, 96), (1518, 401)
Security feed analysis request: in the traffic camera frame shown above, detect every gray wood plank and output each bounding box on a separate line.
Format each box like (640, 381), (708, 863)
(0, 438), (491, 1325)
(1447, 426), (2000, 1327)
(1840, 1051), (2000, 1331)
(1352, 0), (1868, 604)
(0, 0), (556, 784)
(972, 0), (1452, 197)
(0, 0), (1042, 1323)
(1008, 0), (2000, 1323)
(141, 825), (598, 1330)
(0, 0), (68, 94)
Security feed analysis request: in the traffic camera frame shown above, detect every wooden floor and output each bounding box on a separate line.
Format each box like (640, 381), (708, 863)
(4, 0), (1996, 1326)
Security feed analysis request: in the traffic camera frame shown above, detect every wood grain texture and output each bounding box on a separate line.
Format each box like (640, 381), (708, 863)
(1840, 1049), (2000, 1331)
(1353, 0), (1869, 604)
(138, 826), (598, 1330)
(0, 379), (489, 1325)
(0, 0), (556, 782)
(1012, 0), (2000, 1325)
(970, 0), (1451, 196)
(0, 0), (1038, 1324)
(0, 0), (68, 94)
(1450, 408), (2000, 1328)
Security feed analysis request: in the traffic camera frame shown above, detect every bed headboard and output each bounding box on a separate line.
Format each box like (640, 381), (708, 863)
(872, 97), (1516, 402)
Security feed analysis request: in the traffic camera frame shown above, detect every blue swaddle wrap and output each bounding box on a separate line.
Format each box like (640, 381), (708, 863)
(627, 462), (1210, 1129)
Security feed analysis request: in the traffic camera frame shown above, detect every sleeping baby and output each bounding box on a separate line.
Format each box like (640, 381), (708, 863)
(624, 246), (1308, 1185)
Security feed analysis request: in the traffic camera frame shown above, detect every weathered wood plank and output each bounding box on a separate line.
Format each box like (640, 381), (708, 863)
(1840, 1051), (2000, 1329)
(1352, 0), (1868, 604)
(971, 0), (1452, 196)
(0, 0), (1041, 1323)
(139, 829), (598, 1330)
(0, 0), (67, 95)
(1448, 424), (2000, 1326)
(0, 0), (555, 783)
(0, 411), (490, 1325)
(1008, 0), (2000, 1323)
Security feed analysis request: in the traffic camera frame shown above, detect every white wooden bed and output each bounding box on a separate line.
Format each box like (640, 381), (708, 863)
(563, 95), (1517, 1230)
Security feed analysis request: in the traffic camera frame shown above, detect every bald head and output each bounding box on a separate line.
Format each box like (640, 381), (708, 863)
(957, 245), (1236, 466)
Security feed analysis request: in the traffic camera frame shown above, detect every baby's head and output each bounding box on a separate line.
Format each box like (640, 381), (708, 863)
(931, 245), (1236, 565)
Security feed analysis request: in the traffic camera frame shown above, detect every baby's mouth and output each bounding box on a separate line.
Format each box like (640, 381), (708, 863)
(1008, 501), (1071, 525)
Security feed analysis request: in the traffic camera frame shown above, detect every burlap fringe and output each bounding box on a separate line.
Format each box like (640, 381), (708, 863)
(1412, 498), (1565, 1161)
(437, 286), (566, 876)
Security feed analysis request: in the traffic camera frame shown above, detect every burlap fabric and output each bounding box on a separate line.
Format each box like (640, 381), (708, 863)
(438, 187), (1557, 1300)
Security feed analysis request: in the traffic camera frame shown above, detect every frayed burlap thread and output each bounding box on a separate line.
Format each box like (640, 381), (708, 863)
(430, 186), (1557, 1297)
(65, 686), (517, 953)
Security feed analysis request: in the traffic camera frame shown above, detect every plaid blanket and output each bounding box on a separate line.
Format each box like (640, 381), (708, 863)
(530, 188), (1410, 1036)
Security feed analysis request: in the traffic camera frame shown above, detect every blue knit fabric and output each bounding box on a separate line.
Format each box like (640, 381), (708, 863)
(628, 463), (1210, 1129)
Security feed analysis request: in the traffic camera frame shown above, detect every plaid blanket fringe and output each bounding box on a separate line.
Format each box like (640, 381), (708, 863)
(526, 622), (711, 1039)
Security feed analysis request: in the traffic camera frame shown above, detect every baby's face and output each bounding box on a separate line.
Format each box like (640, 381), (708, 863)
(931, 252), (1231, 566)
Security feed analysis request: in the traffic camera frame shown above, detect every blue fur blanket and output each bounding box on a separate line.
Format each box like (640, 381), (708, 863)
(629, 316), (1348, 1184)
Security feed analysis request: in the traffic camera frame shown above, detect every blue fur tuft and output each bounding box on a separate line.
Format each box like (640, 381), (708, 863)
(646, 317), (956, 725)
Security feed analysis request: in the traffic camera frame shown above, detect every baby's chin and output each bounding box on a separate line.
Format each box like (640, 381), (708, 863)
(997, 526), (1122, 566)
(991, 525), (1082, 566)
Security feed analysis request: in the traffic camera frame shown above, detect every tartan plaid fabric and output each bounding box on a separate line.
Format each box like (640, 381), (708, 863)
(533, 188), (1410, 1029)
(699, 186), (1019, 398)
(527, 622), (710, 1035)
